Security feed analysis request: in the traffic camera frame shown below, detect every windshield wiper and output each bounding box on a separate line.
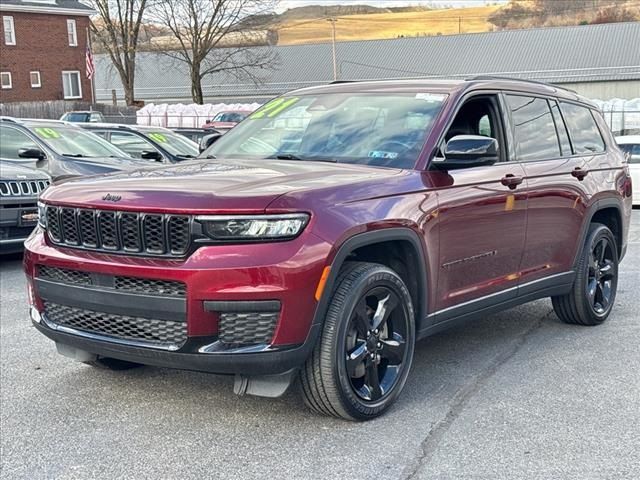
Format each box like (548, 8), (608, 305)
(271, 154), (337, 163)
(61, 153), (85, 158)
(177, 154), (196, 159)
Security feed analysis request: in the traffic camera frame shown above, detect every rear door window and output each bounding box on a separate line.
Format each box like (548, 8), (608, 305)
(560, 102), (605, 154)
(506, 95), (561, 161)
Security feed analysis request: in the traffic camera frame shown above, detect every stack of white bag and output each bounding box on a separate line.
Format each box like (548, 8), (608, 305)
(136, 103), (262, 128)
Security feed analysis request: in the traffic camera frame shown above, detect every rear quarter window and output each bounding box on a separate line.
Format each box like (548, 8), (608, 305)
(560, 102), (605, 154)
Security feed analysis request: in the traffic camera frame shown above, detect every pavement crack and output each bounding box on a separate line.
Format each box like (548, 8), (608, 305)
(401, 309), (554, 480)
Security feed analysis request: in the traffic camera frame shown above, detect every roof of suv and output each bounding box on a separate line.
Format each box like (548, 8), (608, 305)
(290, 77), (596, 108)
(81, 123), (172, 133)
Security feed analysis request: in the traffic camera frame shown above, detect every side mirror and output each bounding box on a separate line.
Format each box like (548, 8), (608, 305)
(141, 150), (163, 161)
(434, 135), (499, 170)
(18, 147), (46, 160)
(199, 132), (222, 153)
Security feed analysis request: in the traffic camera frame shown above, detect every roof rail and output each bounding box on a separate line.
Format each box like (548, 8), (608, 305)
(329, 80), (356, 84)
(0, 116), (19, 123)
(466, 75), (577, 94)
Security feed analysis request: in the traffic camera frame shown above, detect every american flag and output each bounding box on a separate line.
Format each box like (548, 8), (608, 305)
(85, 43), (95, 80)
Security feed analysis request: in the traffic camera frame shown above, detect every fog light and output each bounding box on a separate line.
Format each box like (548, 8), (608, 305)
(30, 306), (41, 324)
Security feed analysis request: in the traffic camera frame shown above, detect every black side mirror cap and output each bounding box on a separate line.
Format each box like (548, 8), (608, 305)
(433, 135), (499, 170)
(18, 147), (46, 160)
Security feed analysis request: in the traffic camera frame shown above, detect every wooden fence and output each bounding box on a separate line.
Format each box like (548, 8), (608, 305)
(0, 100), (138, 123)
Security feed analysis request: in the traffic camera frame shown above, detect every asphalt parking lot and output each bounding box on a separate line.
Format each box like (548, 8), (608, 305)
(1, 210), (639, 479)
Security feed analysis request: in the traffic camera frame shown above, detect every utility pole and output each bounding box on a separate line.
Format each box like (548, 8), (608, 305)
(327, 18), (338, 81)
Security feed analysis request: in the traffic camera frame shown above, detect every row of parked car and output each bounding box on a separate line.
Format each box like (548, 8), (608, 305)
(0, 115), (234, 253)
(1, 111), (639, 256)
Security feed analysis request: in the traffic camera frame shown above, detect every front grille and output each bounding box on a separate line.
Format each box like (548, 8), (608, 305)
(218, 312), (278, 346)
(37, 265), (186, 297)
(44, 302), (187, 348)
(44, 205), (191, 257)
(0, 180), (49, 197)
(38, 265), (91, 285)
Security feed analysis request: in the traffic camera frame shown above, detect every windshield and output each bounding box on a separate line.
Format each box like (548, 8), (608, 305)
(203, 92), (446, 168)
(144, 130), (200, 157)
(30, 125), (131, 158)
(213, 112), (249, 123)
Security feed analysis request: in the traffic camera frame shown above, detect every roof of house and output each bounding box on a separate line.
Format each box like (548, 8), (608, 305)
(95, 21), (640, 103)
(0, 0), (95, 15)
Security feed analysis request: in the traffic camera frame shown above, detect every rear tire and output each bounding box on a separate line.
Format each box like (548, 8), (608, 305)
(552, 223), (619, 326)
(83, 357), (143, 370)
(300, 262), (415, 421)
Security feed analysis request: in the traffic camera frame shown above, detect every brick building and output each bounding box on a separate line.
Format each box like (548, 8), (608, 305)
(0, 0), (95, 103)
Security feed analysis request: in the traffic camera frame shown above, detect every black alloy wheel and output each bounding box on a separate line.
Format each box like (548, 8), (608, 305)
(552, 223), (619, 326)
(587, 236), (616, 315)
(300, 262), (416, 420)
(344, 287), (408, 402)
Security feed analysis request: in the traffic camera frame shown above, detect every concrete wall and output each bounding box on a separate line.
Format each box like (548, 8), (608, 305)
(563, 80), (640, 100)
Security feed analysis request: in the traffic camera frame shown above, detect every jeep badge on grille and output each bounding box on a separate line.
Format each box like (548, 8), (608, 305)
(102, 193), (122, 202)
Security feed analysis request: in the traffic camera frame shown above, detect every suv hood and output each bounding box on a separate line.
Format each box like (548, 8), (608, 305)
(45, 156), (151, 182)
(40, 158), (405, 212)
(0, 160), (51, 180)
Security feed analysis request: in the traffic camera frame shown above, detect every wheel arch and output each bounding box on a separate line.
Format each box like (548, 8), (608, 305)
(311, 228), (429, 332)
(574, 197), (625, 267)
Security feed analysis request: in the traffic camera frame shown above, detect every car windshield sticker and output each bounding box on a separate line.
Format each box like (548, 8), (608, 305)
(415, 93), (447, 102)
(250, 97), (300, 119)
(34, 127), (60, 139)
(368, 151), (399, 159)
(148, 133), (167, 143)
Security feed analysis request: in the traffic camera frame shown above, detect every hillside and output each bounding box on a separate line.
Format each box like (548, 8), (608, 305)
(275, 5), (501, 45)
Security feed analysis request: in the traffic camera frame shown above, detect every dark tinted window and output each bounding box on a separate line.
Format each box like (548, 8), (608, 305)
(507, 95), (560, 161)
(550, 101), (572, 156)
(560, 102), (605, 154)
(620, 144), (640, 164)
(0, 125), (39, 159)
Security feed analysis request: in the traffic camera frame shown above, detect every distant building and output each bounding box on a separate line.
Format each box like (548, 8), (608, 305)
(96, 22), (640, 104)
(0, 0), (95, 103)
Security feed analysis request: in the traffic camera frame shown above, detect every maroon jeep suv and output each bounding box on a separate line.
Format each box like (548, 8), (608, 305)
(24, 78), (633, 420)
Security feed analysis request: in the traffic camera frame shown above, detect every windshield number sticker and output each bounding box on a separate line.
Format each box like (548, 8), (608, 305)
(250, 97), (300, 119)
(34, 127), (60, 139)
(148, 133), (167, 143)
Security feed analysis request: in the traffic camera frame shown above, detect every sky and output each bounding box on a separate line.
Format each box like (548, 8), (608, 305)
(275, 0), (506, 13)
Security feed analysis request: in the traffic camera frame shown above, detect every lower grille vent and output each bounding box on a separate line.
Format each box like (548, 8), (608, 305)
(44, 302), (187, 349)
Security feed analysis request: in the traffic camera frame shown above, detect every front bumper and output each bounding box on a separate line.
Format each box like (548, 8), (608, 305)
(0, 197), (38, 253)
(24, 228), (332, 375)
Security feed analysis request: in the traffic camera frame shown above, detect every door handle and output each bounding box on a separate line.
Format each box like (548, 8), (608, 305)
(501, 174), (524, 190)
(571, 167), (589, 181)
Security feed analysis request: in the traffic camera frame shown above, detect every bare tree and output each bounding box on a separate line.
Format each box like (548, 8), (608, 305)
(150, 0), (277, 104)
(89, 0), (151, 105)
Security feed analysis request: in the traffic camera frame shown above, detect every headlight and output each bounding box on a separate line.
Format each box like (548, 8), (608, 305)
(37, 202), (47, 229)
(197, 214), (309, 241)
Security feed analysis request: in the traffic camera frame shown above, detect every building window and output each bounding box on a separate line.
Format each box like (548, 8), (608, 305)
(1, 72), (12, 89)
(30, 71), (41, 88)
(67, 19), (77, 46)
(62, 71), (82, 99)
(3, 16), (16, 45)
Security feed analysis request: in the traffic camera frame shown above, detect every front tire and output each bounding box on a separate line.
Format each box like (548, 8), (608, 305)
(552, 223), (619, 326)
(300, 262), (416, 421)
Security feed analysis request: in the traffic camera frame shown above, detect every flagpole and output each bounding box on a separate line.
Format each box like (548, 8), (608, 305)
(87, 27), (96, 106)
